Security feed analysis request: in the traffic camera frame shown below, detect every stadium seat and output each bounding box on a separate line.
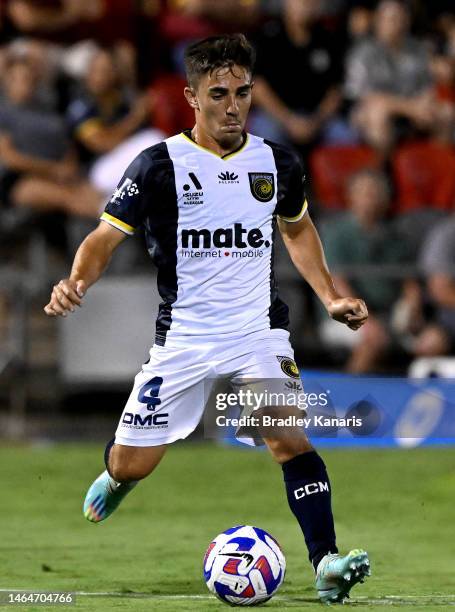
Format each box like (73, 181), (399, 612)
(309, 145), (381, 210)
(149, 74), (195, 136)
(393, 141), (455, 212)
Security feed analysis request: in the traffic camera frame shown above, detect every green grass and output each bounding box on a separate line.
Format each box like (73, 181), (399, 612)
(0, 443), (454, 611)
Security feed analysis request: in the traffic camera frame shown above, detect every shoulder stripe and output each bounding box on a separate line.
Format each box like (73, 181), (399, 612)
(277, 199), (308, 223)
(100, 212), (135, 235)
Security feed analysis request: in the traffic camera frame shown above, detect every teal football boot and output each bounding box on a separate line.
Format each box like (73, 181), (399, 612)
(315, 549), (371, 604)
(83, 470), (138, 523)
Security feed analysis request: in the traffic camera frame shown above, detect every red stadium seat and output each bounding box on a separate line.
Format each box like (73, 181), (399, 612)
(149, 74), (194, 136)
(309, 145), (381, 210)
(393, 141), (455, 212)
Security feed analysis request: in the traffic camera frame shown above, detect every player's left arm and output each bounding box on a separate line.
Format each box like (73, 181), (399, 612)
(278, 214), (368, 330)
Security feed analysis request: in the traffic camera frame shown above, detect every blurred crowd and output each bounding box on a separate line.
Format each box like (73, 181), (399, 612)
(0, 0), (455, 373)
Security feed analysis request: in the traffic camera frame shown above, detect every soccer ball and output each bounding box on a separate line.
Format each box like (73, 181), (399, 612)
(203, 525), (286, 606)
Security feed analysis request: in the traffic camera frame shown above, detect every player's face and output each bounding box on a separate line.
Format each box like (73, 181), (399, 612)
(188, 65), (253, 148)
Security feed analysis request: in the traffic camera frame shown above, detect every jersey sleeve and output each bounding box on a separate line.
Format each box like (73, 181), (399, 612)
(275, 152), (308, 223)
(100, 152), (150, 235)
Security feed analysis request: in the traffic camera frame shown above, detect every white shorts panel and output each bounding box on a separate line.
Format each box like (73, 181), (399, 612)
(114, 329), (302, 446)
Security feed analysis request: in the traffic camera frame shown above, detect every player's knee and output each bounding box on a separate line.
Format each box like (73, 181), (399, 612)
(265, 436), (313, 464)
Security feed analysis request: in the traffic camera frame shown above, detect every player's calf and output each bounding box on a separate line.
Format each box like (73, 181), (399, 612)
(108, 442), (167, 481)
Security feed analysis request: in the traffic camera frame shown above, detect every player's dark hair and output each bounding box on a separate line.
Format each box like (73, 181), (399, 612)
(184, 34), (256, 89)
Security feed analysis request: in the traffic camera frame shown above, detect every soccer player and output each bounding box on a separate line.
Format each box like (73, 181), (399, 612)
(44, 34), (370, 603)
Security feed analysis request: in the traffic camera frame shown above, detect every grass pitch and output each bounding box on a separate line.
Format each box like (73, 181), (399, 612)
(0, 442), (454, 611)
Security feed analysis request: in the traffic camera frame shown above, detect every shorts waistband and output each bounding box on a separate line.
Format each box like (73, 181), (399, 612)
(154, 327), (290, 348)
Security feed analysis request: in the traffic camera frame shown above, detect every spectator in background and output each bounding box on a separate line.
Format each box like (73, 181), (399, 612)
(0, 55), (101, 216)
(320, 168), (418, 373)
(2, 0), (165, 85)
(159, 0), (260, 61)
(157, 0), (260, 77)
(4, 0), (146, 45)
(0, 38), (60, 110)
(345, 0), (434, 153)
(67, 47), (151, 169)
(414, 217), (455, 357)
(251, 0), (345, 151)
(346, 1), (375, 41)
(429, 16), (455, 144)
(3, 0), (84, 41)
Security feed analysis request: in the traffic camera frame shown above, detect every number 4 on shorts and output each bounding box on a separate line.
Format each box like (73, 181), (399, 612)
(138, 376), (163, 411)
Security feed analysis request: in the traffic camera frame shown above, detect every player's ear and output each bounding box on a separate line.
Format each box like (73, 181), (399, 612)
(184, 87), (199, 111)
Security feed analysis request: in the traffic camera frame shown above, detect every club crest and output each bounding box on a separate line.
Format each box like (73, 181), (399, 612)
(248, 173), (275, 202)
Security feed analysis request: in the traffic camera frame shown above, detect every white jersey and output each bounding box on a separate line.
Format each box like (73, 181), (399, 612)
(101, 131), (307, 345)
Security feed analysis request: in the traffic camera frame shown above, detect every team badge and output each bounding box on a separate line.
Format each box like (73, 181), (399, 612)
(276, 356), (300, 379)
(248, 173), (275, 202)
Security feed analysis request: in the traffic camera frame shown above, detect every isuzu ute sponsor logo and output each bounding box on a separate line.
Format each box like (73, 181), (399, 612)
(182, 172), (204, 205)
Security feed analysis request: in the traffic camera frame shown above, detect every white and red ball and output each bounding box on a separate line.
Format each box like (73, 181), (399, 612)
(203, 525), (286, 606)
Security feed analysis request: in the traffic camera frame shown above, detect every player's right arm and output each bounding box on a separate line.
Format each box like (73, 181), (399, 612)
(44, 222), (126, 317)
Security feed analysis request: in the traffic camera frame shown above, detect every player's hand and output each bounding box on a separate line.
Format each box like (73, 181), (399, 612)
(44, 279), (86, 317)
(327, 297), (368, 331)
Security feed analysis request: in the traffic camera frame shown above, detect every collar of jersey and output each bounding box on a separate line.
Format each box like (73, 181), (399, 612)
(180, 129), (249, 161)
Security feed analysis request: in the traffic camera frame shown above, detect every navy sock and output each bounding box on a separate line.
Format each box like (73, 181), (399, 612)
(282, 451), (338, 571)
(104, 438), (116, 477)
